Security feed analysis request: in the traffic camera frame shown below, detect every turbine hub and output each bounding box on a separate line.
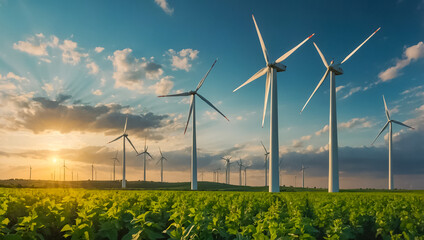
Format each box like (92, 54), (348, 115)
(329, 63), (344, 75)
(269, 62), (286, 72)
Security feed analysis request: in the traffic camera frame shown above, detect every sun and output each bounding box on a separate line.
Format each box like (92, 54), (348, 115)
(52, 157), (57, 163)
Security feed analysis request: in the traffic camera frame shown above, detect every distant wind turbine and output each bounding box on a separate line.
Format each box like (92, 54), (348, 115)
(237, 159), (245, 186)
(158, 59), (229, 190)
(260, 141), (269, 186)
(108, 116), (139, 188)
(300, 164), (308, 188)
(111, 150), (120, 181)
(137, 138), (153, 181)
(157, 147), (168, 182)
(29, 165), (32, 180)
(233, 15), (314, 192)
(300, 27), (381, 192)
(371, 95), (414, 190)
(91, 163), (94, 181)
(243, 165), (249, 186)
(221, 156), (232, 184)
(63, 159), (69, 181)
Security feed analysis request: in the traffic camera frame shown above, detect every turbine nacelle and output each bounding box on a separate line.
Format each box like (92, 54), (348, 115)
(329, 63), (343, 75)
(268, 62), (287, 72)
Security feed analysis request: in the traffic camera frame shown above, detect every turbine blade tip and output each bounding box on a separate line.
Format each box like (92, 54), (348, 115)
(375, 27), (381, 33)
(308, 33), (315, 39)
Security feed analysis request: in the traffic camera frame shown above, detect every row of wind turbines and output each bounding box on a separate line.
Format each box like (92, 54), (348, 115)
(108, 14), (413, 192)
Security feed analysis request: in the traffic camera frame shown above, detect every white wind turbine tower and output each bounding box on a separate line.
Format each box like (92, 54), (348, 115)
(62, 159), (69, 181)
(236, 159), (245, 186)
(243, 165), (250, 186)
(221, 156), (232, 184)
(300, 164), (308, 188)
(233, 15), (314, 192)
(260, 141), (269, 186)
(108, 116), (138, 188)
(371, 95), (414, 190)
(157, 147), (168, 182)
(111, 150), (120, 181)
(29, 165), (32, 180)
(300, 27), (381, 193)
(137, 138), (153, 181)
(158, 59), (229, 190)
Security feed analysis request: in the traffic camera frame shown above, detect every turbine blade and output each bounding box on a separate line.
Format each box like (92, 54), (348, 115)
(147, 152), (154, 159)
(276, 33), (315, 63)
(196, 93), (229, 121)
(252, 14), (269, 64)
(125, 136), (138, 155)
(262, 71), (271, 127)
(301, 68), (330, 113)
(371, 121), (389, 145)
(313, 42), (328, 68)
(341, 27), (381, 64)
(115, 150), (118, 159)
(382, 95), (390, 120)
(159, 147), (163, 157)
(108, 135), (123, 144)
(184, 95), (195, 134)
(158, 92), (191, 98)
(233, 67), (268, 92)
(123, 116), (128, 134)
(196, 59), (218, 91)
(391, 120), (414, 129)
(260, 141), (268, 153)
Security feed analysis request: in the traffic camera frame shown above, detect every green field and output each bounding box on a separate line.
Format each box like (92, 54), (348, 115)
(1, 188), (424, 239)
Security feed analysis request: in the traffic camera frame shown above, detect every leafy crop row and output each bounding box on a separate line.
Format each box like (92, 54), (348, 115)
(0, 189), (424, 239)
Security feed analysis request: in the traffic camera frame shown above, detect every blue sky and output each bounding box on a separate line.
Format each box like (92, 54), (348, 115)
(0, 0), (423, 189)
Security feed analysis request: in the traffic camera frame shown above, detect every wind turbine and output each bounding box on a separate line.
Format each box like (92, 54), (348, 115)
(260, 141), (270, 186)
(300, 164), (308, 188)
(158, 59), (229, 190)
(62, 159), (69, 181)
(243, 165), (249, 186)
(29, 166), (32, 180)
(371, 95), (414, 190)
(221, 156), (232, 184)
(108, 116), (139, 188)
(111, 150), (120, 181)
(137, 138), (153, 181)
(300, 27), (381, 193)
(91, 163), (94, 181)
(233, 15), (314, 192)
(215, 168), (221, 182)
(157, 147), (168, 182)
(236, 159), (245, 186)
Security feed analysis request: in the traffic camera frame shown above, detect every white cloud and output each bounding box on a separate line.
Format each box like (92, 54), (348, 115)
(315, 118), (372, 136)
(154, 0), (174, 15)
(336, 85), (345, 93)
(378, 42), (424, 82)
(339, 118), (372, 129)
(315, 125), (329, 136)
(149, 76), (174, 95)
(236, 116), (243, 121)
(342, 86), (362, 99)
(167, 48), (199, 71)
(86, 62), (99, 74)
(108, 48), (163, 91)
(13, 33), (49, 56)
(5, 72), (27, 82)
(401, 86), (423, 95)
(92, 89), (103, 96)
(59, 40), (88, 65)
(204, 111), (218, 120)
(94, 47), (104, 53)
(42, 83), (54, 93)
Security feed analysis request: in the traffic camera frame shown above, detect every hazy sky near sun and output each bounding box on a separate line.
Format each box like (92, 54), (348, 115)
(0, 0), (423, 189)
